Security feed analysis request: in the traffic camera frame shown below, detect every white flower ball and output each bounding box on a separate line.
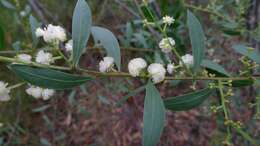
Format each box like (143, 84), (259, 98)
(36, 24), (67, 43)
(180, 54), (194, 67)
(36, 50), (53, 65)
(159, 37), (175, 53)
(26, 86), (43, 99)
(147, 63), (166, 83)
(162, 15), (175, 25)
(128, 58), (147, 77)
(26, 86), (55, 100)
(42, 89), (55, 100)
(167, 63), (175, 74)
(0, 81), (10, 102)
(17, 54), (32, 62)
(20, 11), (26, 17)
(99, 57), (114, 73)
(65, 39), (73, 52)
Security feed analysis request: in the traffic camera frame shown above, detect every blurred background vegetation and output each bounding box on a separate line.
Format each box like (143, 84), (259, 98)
(0, 0), (260, 146)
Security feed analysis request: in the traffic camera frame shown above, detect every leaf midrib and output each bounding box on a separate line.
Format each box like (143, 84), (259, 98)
(15, 68), (89, 83)
(165, 89), (212, 106)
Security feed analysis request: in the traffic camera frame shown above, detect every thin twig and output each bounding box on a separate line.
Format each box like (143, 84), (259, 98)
(1, 56), (259, 81)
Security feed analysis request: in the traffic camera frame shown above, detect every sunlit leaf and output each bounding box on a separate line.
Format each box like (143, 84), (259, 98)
(91, 26), (121, 70)
(187, 10), (205, 73)
(9, 64), (93, 90)
(143, 82), (165, 146)
(72, 0), (92, 66)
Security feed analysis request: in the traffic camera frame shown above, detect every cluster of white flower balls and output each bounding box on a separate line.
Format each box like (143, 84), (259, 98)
(99, 14), (193, 84)
(26, 86), (55, 100)
(0, 24), (69, 102)
(99, 53), (193, 84)
(0, 17), (193, 102)
(0, 81), (55, 102)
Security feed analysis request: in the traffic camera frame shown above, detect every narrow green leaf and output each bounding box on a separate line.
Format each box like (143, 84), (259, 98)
(159, 0), (168, 16)
(232, 44), (260, 64)
(29, 15), (40, 48)
(72, 0), (92, 66)
(0, 24), (4, 49)
(200, 60), (254, 87)
(201, 60), (230, 76)
(9, 64), (93, 90)
(143, 82), (165, 146)
(187, 10), (205, 73)
(140, 5), (154, 22)
(0, 0), (15, 10)
(91, 26), (121, 70)
(232, 80), (254, 88)
(164, 88), (214, 111)
(222, 28), (241, 36)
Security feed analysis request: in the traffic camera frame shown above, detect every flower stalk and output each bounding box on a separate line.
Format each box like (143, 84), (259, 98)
(218, 80), (232, 145)
(8, 82), (26, 90)
(217, 80), (258, 146)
